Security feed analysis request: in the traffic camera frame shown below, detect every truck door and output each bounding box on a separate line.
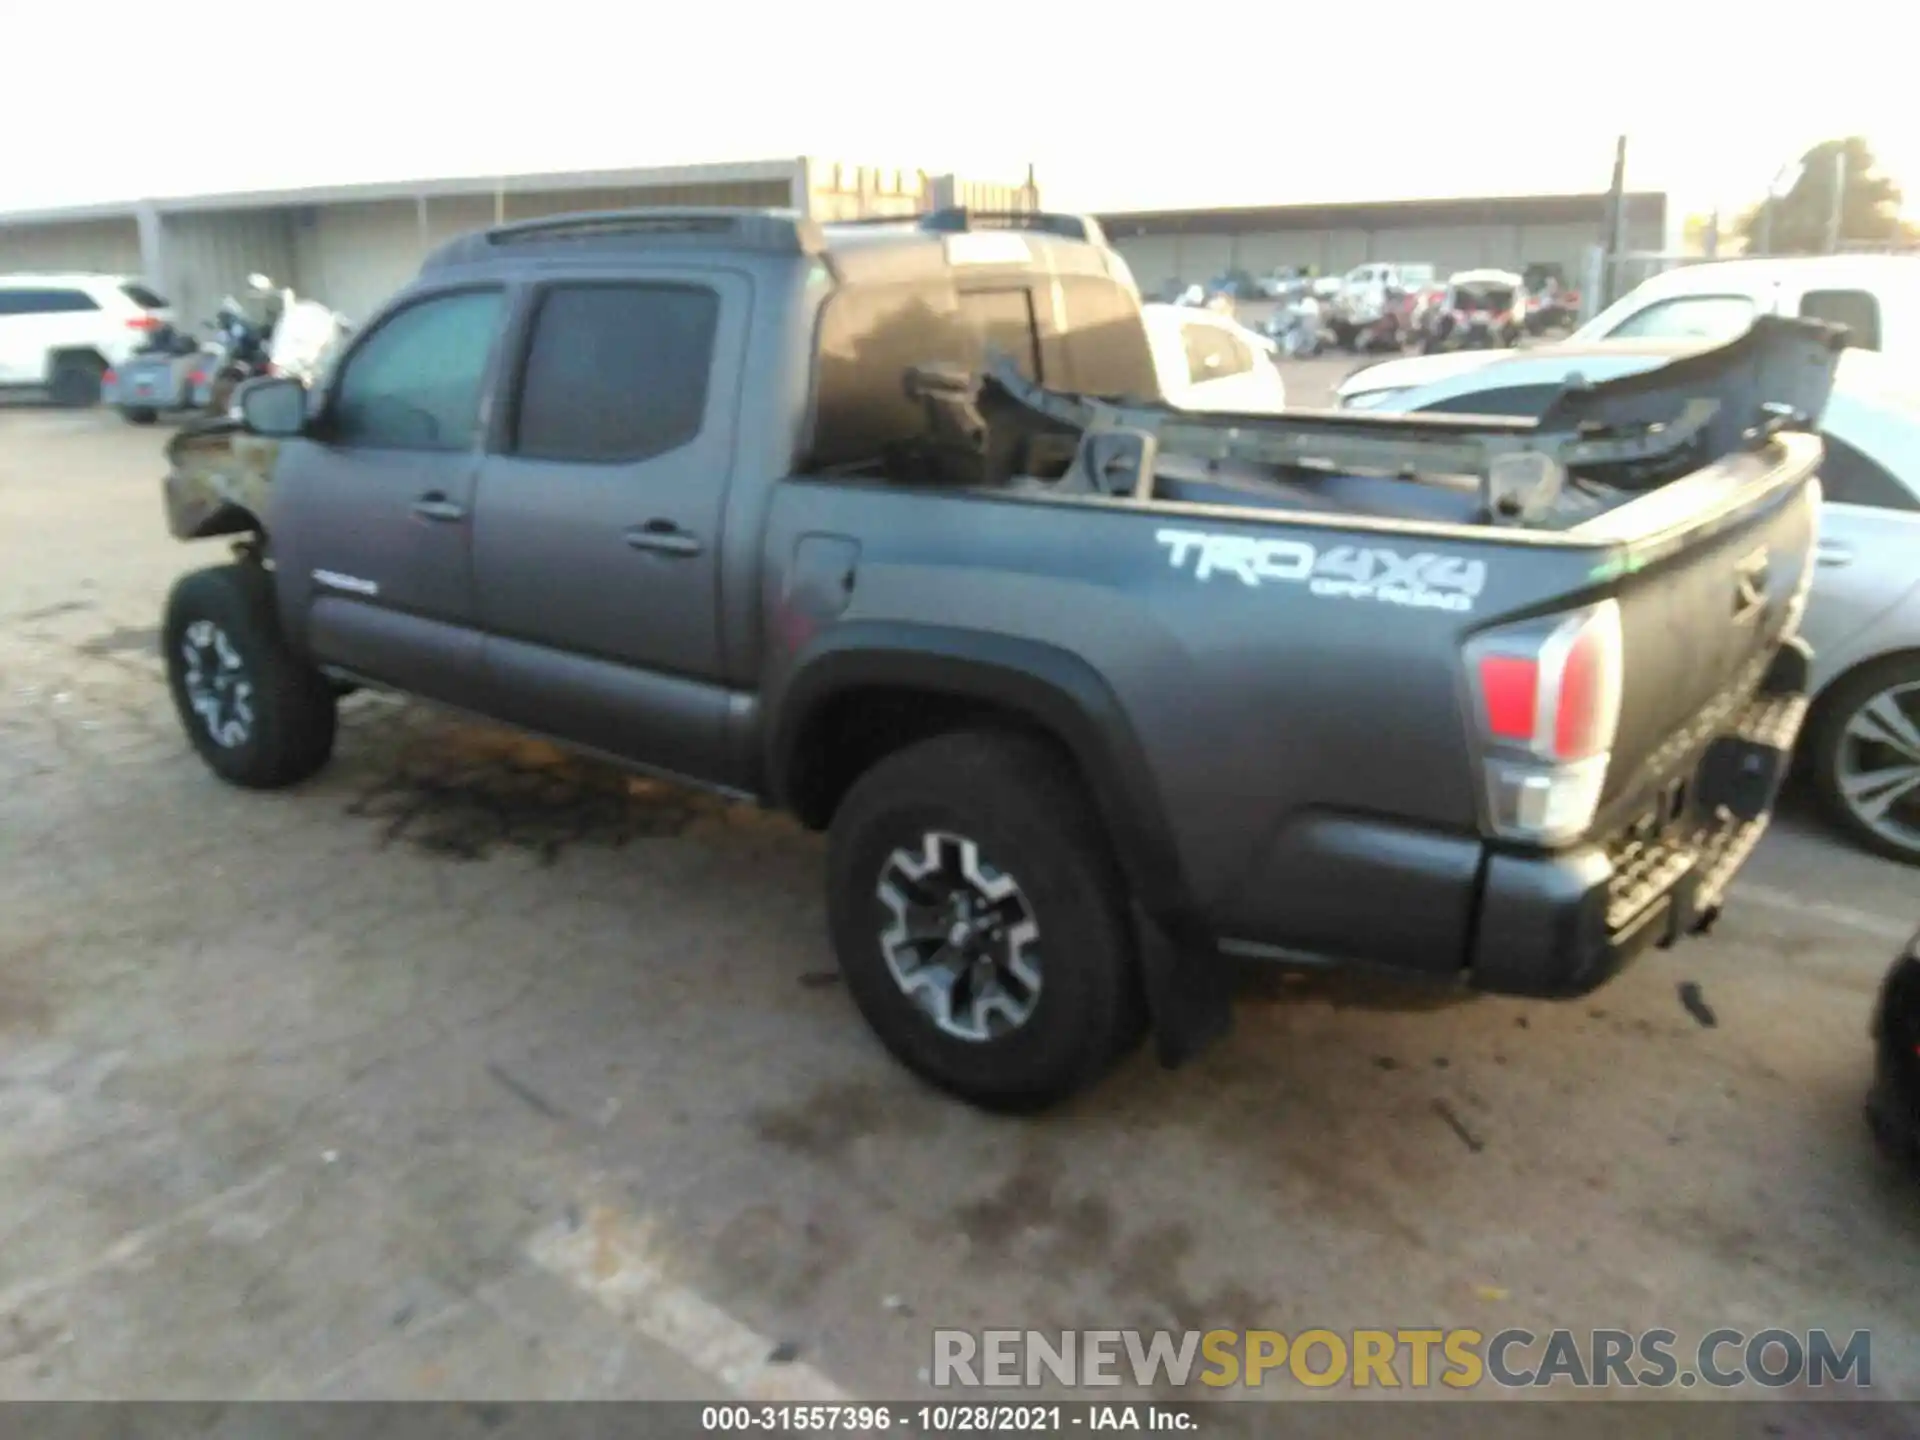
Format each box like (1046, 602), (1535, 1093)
(469, 272), (748, 785)
(269, 284), (507, 707)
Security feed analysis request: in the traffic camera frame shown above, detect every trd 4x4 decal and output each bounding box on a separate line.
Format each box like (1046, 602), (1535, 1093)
(1155, 528), (1488, 613)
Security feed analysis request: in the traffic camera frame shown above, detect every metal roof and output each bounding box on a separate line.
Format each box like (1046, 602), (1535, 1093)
(1097, 192), (1669, 236)
(0, 157), (808, 227)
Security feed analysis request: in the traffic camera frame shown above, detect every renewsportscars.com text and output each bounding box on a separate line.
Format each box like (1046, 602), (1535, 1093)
(931, 1327), (1872, 1391)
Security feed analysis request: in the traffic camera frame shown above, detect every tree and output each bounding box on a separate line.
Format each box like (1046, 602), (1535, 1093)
(1734, 136), (1906, 254)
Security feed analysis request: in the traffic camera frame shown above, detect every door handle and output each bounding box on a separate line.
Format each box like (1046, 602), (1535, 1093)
(411, 493), (467, 522)
(1816, 542), (1855, 568)
(625, 520), (703, 557)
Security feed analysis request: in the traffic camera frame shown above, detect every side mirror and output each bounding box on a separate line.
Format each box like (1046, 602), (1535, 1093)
(236, 375), (307, 437)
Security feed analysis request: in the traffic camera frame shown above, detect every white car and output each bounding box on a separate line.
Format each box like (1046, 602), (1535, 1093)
(1335, 338), (1920, 865)
(1141, 303), (1287, 413)
(1572, 254), (1918, 360)
(0, 273), (175, 406)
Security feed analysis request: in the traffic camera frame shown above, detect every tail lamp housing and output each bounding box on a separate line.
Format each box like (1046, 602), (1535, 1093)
(1465, 599), (1625, 845)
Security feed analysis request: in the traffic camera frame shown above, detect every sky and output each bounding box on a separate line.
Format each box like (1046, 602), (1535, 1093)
(3, 1), (1913, 223)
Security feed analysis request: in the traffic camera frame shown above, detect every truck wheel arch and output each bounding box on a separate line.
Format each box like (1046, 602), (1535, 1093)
(771, 626), (1196, 930)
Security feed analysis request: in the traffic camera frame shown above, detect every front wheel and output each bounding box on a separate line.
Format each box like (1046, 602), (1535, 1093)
(163, 563), (338, 789)
(1807, 656), (1920, 865)
(826, 730), (1145, 1111)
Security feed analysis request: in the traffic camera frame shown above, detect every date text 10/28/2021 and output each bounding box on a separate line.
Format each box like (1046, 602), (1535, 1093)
(701, 1405), (1193, 1432)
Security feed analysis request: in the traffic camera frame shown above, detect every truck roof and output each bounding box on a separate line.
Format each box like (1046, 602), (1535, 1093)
(419, 206), (1133, 289)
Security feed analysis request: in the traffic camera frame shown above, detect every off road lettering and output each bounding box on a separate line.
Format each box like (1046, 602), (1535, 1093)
(1158, 530), (1486, 612)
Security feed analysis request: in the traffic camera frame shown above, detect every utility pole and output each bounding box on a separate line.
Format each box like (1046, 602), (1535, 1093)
(1600, 134), (1628, 306)
(1825, 147), (1849, 253)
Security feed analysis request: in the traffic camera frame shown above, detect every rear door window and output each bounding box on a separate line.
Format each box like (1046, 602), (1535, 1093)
(511, 282), (719, 463)
(7, 289), (101, 315)
(1603, 294), (1756, 341)
(1798, 289), (1882, 350)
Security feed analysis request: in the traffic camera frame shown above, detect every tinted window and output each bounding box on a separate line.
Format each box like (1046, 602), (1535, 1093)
(956, 288), (1040, 380)
(1818, 432), (1917, 510)
(0, 288), (100, 315)
(1799, 289), (1882, 351)
(512, 284), (718, 464)
(1605, 294), (1756, 341)
(1182, 321), (1253, 385)
(331, 289), (504, 451)
(1415, 383), (1566, 418)
(120, 282), (168, 309)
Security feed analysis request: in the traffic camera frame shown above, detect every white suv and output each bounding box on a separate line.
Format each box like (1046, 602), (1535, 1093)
(0, 274), (175, 405)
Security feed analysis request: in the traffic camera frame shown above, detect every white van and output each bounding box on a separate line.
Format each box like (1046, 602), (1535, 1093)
(1341, 261), (1436, 294)
(1572, 254), (1918, 359)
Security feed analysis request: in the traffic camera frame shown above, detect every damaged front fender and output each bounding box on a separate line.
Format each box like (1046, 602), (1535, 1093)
(162, 418), (283, 541)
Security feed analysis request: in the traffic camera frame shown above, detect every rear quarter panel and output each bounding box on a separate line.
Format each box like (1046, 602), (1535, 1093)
(757, 480), (1623, 925)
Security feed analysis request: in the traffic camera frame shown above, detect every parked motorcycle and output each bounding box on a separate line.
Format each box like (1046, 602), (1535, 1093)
(1417, 269), (1527, 353)
(103, 321), (206, 425)
(196, 274), (352, 412)
(1329, 284), (1409, 354)
(1263, 293), (1327, 357)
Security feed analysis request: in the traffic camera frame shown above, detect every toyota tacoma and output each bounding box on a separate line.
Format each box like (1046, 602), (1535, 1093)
(159, 206), (1840, 1110)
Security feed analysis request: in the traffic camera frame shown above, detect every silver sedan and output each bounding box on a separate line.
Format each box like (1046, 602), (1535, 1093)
(1339, 341), (1920, 866)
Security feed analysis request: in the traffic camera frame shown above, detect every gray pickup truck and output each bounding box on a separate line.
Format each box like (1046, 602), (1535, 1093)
(159, 206), (1841, 1110)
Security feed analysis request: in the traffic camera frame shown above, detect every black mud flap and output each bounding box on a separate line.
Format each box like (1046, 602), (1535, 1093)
(1133, 903), (1234, 1067)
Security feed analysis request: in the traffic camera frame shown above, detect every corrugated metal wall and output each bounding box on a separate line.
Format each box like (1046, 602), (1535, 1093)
(159, 210), (299, 325)
(0, 218), (145, 277)
(1115, 213), (1665, 297)
(283, 180), (799, 323)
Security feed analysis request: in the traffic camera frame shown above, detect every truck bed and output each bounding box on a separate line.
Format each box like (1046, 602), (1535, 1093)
(944, 315), (1846, 534)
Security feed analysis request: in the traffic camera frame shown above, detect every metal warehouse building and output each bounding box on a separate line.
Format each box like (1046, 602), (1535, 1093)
(1098, 192), (1672, 297)
(0, 157), (1038, 327)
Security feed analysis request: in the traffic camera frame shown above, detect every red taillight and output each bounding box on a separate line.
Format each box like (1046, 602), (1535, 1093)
(188, 371), (206, 386)
(1465, 601), (1624, 843)
(1478, 655), (1539, 741)
(102, 369), (118, 386)
(127, 315), (160, 330)
(1554, 625), (1609, 760)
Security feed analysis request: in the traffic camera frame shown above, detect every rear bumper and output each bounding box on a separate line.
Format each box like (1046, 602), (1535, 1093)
(1216, 655), (1810, 999)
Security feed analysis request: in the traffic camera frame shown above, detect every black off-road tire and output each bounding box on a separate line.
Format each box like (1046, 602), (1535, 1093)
(163, 563), (338, 789)
(1806, 654), (1920, 866)
(48, 353), (106, 408)
(826, 729), (1146, 1111)
(121, 406), (159, 426)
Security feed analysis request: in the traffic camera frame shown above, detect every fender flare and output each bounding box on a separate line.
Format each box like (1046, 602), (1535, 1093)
(770, 621), (1199, 931)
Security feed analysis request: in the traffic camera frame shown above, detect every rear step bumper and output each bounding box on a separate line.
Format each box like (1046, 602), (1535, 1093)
(1468, 682), (1808, 999)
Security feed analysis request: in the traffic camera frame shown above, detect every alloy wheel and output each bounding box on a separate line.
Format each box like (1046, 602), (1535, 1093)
(180, 619), (255, 749)
(1836, 680), (1920, 858)
(876, 831), (1042, 1043)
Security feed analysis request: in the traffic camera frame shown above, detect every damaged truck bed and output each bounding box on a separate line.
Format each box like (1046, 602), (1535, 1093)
(157, 204), (1842, 1109)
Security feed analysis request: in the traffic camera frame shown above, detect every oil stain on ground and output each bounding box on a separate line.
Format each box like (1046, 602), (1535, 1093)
(76, 625), (160, 658)
(341, 707), (727, 864)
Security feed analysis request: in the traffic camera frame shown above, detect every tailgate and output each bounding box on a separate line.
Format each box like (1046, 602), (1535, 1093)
(1582, 433), (1821, 831)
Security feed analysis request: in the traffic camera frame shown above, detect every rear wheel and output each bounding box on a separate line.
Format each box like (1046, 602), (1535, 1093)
(1808, 655), (1920, 865)
(48, 354), (105, 408)
(163, 563), (338, 789)
(826, 730), (1145, 1111)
